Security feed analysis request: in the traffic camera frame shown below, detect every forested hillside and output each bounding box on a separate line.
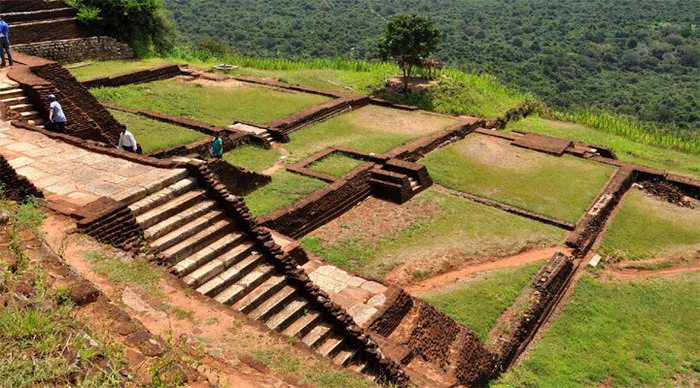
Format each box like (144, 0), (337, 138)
(162, 0), (699, 136)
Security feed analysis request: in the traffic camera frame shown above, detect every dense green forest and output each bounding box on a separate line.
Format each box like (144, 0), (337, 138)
(162, 0), (700, 135)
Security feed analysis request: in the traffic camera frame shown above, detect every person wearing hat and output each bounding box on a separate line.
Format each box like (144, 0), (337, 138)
(0, 16), (12, 67)
(46, 94), (67, 133)
(117, 126), (138, 153)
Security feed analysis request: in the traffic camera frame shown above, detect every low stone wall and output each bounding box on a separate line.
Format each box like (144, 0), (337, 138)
(82, 64), (180, 89)
(567, 166), (635, 254)
(10, 18), (97, 45)
(512, 133), (573, 156)
(267, 96), (370, 135)
(0, 154), (43, 201)
(367, 289), (414, 337)
(13, 36), (133, 64)
(259, 163), (374, 239)
(74, 197), (144, 255)
(386, 117), (484, 161)
(207, 159), (271, 196)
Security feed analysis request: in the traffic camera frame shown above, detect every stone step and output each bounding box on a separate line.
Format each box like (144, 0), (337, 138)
(212, 265), (275, 305)
(349, 362), (368, 374)
(0, 88), (24, 98)
(136, 189), (207, 229)
(317, 335), (345, 358)
(9, 103), (34, 113)
(196, 253), (265, 297)
(160, 218), (233, 261)
(183, 242), (255, 287)
(248, 285), (296, 321)
(144, 200), (217, 241)
(150, 210), (225, 254)
(233, 275), (287, 314)
(3, 8), (75, 23)
(117, 169), (191, 205)
(129, 177), (199, 216)
(0, 83), (20, 92)
(0, 96), (29, 105)
(283, 310), (321, 339)
(175, 232), (248, 278)
(27, 119), (46, 127)
(333, 347), (358, 367)
(302, 323), (333, 349)
(20, 111), (41, 120)
(265, 297), (309, 332)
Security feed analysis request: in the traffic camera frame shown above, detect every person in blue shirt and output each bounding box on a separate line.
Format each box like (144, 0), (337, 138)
(210, 134), (223, 159)
(0, 16), (13, 67)
(46, 94), (67, 133)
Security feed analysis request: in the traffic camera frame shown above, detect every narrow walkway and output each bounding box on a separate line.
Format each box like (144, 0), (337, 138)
(0, 116), (185, 208)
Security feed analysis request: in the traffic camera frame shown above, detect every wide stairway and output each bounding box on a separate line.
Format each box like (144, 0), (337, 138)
(125, 174), (367, 371)
(0, 79), (45, 127)
(3, 0), (94, 45)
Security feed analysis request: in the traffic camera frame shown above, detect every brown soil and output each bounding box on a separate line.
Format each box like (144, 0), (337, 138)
(385, 76), (438, 93)
(261, 143), (289, 175)
(603, 256), (700, 281)
(310, 196), (443, 247)
(401, 247), (569, 294)
(40, 214), (293, 387)
(347, 104), (457, 136)
(456, 135), (539, 171)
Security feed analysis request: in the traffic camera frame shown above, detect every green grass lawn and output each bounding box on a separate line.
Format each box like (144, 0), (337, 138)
(599, 189), (700, 261)
(68, 58), (175, 81)
(301, 189), (565, 280)
(422, 134), (615, 223)
(286, 105), (457, 164)
(308, 154), (366, 177)
(92, 78), (331, 126)
(243, 171), (326, 216)
(509, 116), (700, 179)
(496, 272), (700, 387)
(109, 109), (207, 153)
(223, 145), (281, 173)
(420, 260), (545, 341)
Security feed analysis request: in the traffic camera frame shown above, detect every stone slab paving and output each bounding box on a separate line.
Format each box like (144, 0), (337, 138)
(303, 257), (389, 327)
(0, 118), (186, 208)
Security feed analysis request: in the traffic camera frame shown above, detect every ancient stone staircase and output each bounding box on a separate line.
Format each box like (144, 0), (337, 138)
(125, 173), (368, 371)
(229, 123), (275, 144)
(0, 80), (45, 127)
(369, 159), (432, 203)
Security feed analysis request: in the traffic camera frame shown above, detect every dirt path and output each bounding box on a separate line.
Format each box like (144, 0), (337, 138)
(262, 143), (289, 175)
(603, 256), (700, 280)
(403, 247), (569, 294)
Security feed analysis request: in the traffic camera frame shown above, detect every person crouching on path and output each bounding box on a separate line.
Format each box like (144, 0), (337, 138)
(0, 16), (13, 67)
(46, 94), (67, 133)
(210, 134), (223, 159)
(117, 126), (138, 153)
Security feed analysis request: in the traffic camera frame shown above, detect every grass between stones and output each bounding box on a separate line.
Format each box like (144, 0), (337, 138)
(243, 171), (326, 216)
(109, 109), (207, 154)
(91, 78), (331, 126)
(301, 189), (565, 281)
(508, 116), (700, 179)
(308, 154), (366, 177)
(599, 189), (700, 261)
(420, 260), (545, 341)
(85, 251), (163, 297)
(495, 272), (700, 387)
(286, 105), (458, 164)
(422, 134), (615, 223)
(223, 145), (281, 173)
(67, 58), (175, 81)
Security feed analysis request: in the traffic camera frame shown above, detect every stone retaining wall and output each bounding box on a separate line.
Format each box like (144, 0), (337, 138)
(207, 159), (271, 196)
(74, 197), (144, 255)
(14, 36), (133, 64)
(387, 117), (484, 161)
(0, 154), (43, 201)
(82, 64), (179, 89)
(367, 289), (413, 337)
(10, 18), (96, 45)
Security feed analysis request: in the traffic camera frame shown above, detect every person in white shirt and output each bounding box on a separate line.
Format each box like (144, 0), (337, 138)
(117, 127), (138, 153)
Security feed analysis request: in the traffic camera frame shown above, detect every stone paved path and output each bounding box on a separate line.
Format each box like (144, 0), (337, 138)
(0, 116), (185, 208)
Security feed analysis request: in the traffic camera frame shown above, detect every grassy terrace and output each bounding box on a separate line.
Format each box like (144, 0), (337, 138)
(309, 154), (366, 177)
(92, 78), (331, 126)
(223, 145), (281, 173)
(301, 189), (565, 281)
(599, 189), (700, 261)
(68, 58), (175, 81)
(286, 105), (458, 164)
(422, 134), (615, 223)
(109, 109), (207, 153)
(421, 260), (545, 341)
(244, 171), (326, 216)
(509, 116), (700, 179)
(496, 272), (700, 387)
